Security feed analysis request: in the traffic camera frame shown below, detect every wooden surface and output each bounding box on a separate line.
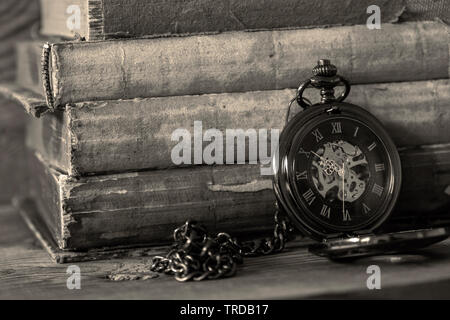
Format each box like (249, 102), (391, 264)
(1, 205), (450, 299)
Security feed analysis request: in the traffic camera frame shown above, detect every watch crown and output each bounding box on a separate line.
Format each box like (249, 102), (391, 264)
(312, 59), (338, 77)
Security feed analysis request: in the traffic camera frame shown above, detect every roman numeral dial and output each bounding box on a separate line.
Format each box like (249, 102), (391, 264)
(331, 122), (342, 134)
(362, 203), (371, 214)
(311, 129), (323, 142)
(302, 189), (316, 206)
(372, 183), (384, 197)
(320, 204), (331, 219)
(296, 171), (307, 180)
(291, 116), (393, 232)
(343, 209), (351, 221)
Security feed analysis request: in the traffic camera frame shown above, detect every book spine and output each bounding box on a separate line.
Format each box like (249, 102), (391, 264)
(29, 152), (276, 250)
(39, 0), (406, 40)
(87, 0), (104, 40)
(23, 79), (450, 176)
(0, 83), (49, 117)
(26, 110), (72, 174)
(403, 0), (450, 21)
(28, 151), (64, 248)
(392, 144), (450, 225)
(22, 21), (449, 106)
(28, 144), (450, 250)
(16, 41), (45, 96)
(41, 43), (55, 109)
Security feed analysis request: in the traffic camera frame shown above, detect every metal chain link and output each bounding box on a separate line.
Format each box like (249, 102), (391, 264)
(150, 204), (295, 282)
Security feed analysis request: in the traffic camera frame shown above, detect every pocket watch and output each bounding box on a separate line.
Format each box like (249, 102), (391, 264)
(153, 60), (449, 281)
(272, 59), (449, 259)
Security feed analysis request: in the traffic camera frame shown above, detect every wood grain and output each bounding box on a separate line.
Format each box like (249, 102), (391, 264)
(1, 205), (450, 299)
(17, 22), (450, 106)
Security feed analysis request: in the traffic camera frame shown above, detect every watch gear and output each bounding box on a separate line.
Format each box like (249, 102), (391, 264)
(312, 140), (369, 203)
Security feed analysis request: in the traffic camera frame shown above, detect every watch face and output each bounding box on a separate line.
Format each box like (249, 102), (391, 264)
(291, 116), (392, 230)
(274, 103), (401, 239)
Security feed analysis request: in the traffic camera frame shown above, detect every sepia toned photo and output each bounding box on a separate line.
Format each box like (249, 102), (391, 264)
(0, 0), (449, 304)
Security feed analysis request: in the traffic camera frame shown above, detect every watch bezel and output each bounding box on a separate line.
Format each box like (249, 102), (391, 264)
(273, 102), (402, 241)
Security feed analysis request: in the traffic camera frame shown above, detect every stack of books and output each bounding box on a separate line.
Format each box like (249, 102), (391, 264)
(1, 0), (449, 262)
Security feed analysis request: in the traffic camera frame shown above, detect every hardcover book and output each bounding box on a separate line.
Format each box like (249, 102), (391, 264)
(39, 0), (405, 40)
(25, 144), (450, 252)
(16, 22), (449, 108)
(3, 80), (445, 175)
(27, 151), (276, 251)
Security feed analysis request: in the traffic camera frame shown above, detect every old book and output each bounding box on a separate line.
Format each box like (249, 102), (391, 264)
(17, 79), (450, 176)
(14, 197), (170, 263)
(394, 144), (450, 217)
(0, 83), (47, 117)
(27, 143), (450, 251)
(403, 0), (449, 22)
(28, 151), (276, 250)
(16, 21), (449, 107)
(39, 0), (405, 41)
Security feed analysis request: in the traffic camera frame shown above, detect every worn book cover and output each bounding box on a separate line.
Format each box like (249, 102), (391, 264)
(25, 143), (450, 251)
(7, 80), (446, 175)
(39, 0), (405, 40)
(27, 151), (276, 250)
(16, 21), (449, 108)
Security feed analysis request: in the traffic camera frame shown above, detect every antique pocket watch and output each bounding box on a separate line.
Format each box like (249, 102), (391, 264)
(153, 60), (449, 281)
(272, 60), (450, 259)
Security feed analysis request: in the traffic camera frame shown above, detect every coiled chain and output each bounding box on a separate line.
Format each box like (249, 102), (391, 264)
(150, 205), (294, 282)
